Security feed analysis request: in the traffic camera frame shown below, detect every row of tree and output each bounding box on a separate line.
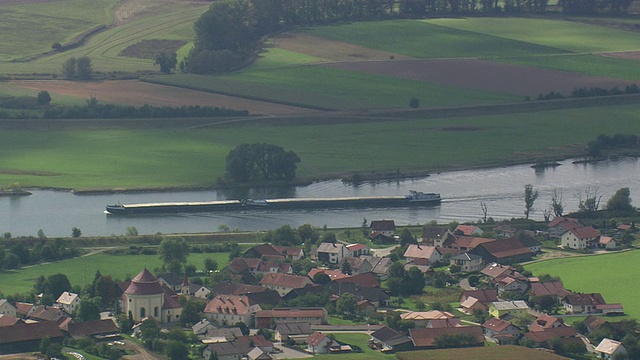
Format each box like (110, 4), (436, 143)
(225, 143), (300, 182)
(588, 133), (640, 157)
(0, 238), (79, 270)
(534, 84), (640, 101)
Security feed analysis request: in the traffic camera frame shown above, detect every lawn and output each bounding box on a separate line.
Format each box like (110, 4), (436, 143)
(396, 345), (568, 359)
(0, 0), (118, 62)
(313, 333), (395, 360)
(303, 20), (566, 59)
(0, 251), (229, 296)
(2, 103), (640, 189)
(525, 249), (640, 319)
(149, 66), (518, 110)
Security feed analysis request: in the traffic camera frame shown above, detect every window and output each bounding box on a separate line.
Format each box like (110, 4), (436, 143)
(154, 307), (159, 317)
(140, 307), (146, 318)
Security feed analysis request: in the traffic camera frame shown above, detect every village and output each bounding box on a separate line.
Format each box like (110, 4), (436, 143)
(0, 215), (637, 359)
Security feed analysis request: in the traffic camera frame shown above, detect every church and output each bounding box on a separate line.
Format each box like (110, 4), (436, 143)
(121, 268), (183, 323)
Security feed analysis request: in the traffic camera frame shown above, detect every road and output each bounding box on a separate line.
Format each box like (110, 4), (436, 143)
(371, 245), (398, 258)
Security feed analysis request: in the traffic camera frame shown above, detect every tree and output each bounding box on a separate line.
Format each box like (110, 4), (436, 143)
(139, 318), (160, 342)
(62, 58), (77, 79)
(180, 300), (202, 326)
(578, 187), (602, 213)
(524, 184), (538, 219)
(77, 297), (101, 321)
(225, 143), (300, 181)
(37, 91), (51, 105)
(159, 238), (190, 273)
(409, 97), (419, 108)
(480, 202), (488, 223)
(126, 226), (139, 236)
(313, 272), (331, 284)
(550, 189), (564, 217)
(37, 273), (71, 300)
(399, 228), (416, 246)
(234, 321), (249, 335)
(341, 259), (352, 275)
(72, 227), (82, 237)
(94, 275), (117, 308)
(606, 187), (634, 212)
(204, 258), (218, 272)
(155, 53), (178, 74)
(76, 56), (93, 80)
(336, 292), (358, 315)
(166, 341), (189, 360)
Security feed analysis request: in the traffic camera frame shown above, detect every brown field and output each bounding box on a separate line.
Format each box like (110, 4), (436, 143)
(396, 345), (569, 360)
(270, 33), (413, 62)
(10, 80), (317, 115)
(325, 59), (635, 96)
(0, 0), (56, 5)
(601, 51), (640, 60)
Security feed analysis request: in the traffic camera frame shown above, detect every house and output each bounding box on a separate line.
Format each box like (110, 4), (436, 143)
(370, 232), (396, 244)
(453, 224), (484, 236)
(400, 311), (456, 328)
(121, 268), (182, 323)
(496, 275), (529, 294)
(243, 244), (303, 261)
(14, 302), (34, 318)
(0, 322), (64, 354)
(482, 317), (521, 341)
(599, 236), (618, 250)
(0, 314), (22, 327)
(361, 256), (392, 280)
(228, 258), (292, 276)
(595, 338), (627, 360)
(583, 315), (608, 334)
(445, 235), (495, 251)
(28, 305), (71, 325)
(369, 326), (413, 352)
(495, 224), (518, 238)
(460, 289), (498, 314)
(204, 295), (261, 327)
(274, 322), (312, 344)
(403, 245), (442, 264)
(62, 319), (121, 340)
(529, 314), (566, 332)
(0, 300), (17, 317)
(562, 293), (606, 314)
(56, 291), (80, 314)
(202, 340), (253, 360)
(340, 257), (372, 275)
(524, 326), (580, 349)
(488, 301), (529, 319)
(192, 318), (216, 336)
(409, 326), (484, 349)
(255, 307), (327, 328)
(518, 235), (541, 253)
(306, 331), (337, 354)
(247, 347), (272, 360)
(480, 263), (517, 280)
(548, 216), (584, 238)
(157, 273), (184, 292)
(211, 282), (268, 297)
(427, 318), (463, 328)
(316, 243), (348, 264)
(259, 273), (312, 296)
(404, 258), (434, 276)
(330, 282), (390, 307)
(180, 274), (212, 299)
(561, 226), (601, 250)
(356, 299), (376, 314)
(421, 226), (450, 246)
(370, 220), (396, 237)
(449, 253), (483, 272)
(205, 327), (244, 342)
(346, 243), (370, 257)
(529, 281), (571, 301)
(470, 238), (534, 264)
(333, 272), (380, 288)
(308, 268), (351, 282)
(236, 335), (273, 354)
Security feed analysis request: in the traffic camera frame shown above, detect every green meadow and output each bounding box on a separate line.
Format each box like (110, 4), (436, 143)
(525, 250), (640, 319)
(0, 251), (230, 296)
(149, 66), (518, 110)
(1, 103), (640, 190)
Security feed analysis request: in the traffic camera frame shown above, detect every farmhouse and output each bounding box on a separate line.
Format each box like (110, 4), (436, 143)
(369, 326), (413, 352)
(404, 258), (434, 276)
(346, 243), (370, 257)
(0, 322), (64, 354)
(403, 244), (442, 263)
(599, 236), (618, 249)
(548, 216), (584, 238)
(529, 314), (566, 332)
(56, 291), (80, 314)
(524, 326), (580, 349)
(316, 243), (348, 264)
(595, 338), (627, 359)
(259, 273), (312, 296)
(243, 244), (304, 261)
(444, 235), (494, 251)
(62, 319), (121, 340)
(400, 310), (456, 327)
(0, 300), (17, 317)
(421, 226), (450, 246)
(453, 224), (483, 236)
(562, 293), (607, 314)
(482, 317), (521, 341)
(470, 238), (534, 264)
(496, 275), (529, 294)
(306, 331), (337, 354)
(561, 226), (601, 250)
(449, 253), (483, 272)
(274, 322), (312, 344)
(204, 295), (261, 327)
(488, 300), (529, 319)
(370, 220), (396, 236)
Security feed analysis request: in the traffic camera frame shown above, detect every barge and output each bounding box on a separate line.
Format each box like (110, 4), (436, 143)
(105, 190), (440, 215)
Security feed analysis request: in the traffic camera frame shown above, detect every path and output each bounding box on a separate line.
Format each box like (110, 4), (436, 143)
(371, 245), (398, 258)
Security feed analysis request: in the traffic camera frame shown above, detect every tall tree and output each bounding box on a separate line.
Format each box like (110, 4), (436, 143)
(550, 189), (564, 217)
(76, 57), (93, 80)
(159, 238), (190, 273)
(606, 187), (633, 212)
(524, 184), (538, 219)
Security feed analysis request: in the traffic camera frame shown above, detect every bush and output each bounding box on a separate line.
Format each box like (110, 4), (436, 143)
(409, 97), (420, 108)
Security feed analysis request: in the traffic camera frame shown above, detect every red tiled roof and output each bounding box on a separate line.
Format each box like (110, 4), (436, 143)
(481, 263), (517, 278)
(461, 289), (498, 304)
(454, 225), (481, 236)
(125, 269), (164, 295)
(482, 317), (515, 332)
(548, 216), (581, 228)
(308, 268), (350, 281)
(403, 245), (440, 260)
(256, 308), (326, 319)
(272, 245), (303, 257)
(0, 315), (22, 327)
(0, 322), (64, 344)
(567, 226), (601, 239)
(205, 295), (255, 316)
(529, 314), (563, 332)
(563, 293), (606, 306)
(15, 302), (33, 316)
(228, 258), (262, 274)
(260, 273), (311, 289)
(410, 326), (483, 347)
(333, 272), (379, 288)
(306, 331), (330, 346)
(524, 326), (577, 342)
(162, 293), (182, 309)
(474, 238), (533, 259)
(237, 335), (273, 348)
(452, 236), (495, 249)
(530, 281), (571, 297)
(65, 319), (120, 338)
(346, 243), (368, 252)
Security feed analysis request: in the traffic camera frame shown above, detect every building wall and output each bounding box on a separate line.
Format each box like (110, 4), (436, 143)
(0, 302), (17, 317)
(124, 293), (164, 322)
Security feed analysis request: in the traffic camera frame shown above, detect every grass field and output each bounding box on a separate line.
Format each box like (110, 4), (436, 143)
(2, 103), (640, 189)
(0, 251), (230, 296)
(314, 333), (395, 360)
(396, 345), (568, 359)
(150, 66), (518, 110)
(0, 0), (118, 62)
(525, 250), (640, 319)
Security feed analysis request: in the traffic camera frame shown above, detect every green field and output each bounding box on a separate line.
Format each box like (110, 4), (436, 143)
(0, 0), (118, 62)
(314, 333), (394, 360)
(0, 0), (207, 75)
(0, 251), (230, 296)
(525, 250), (640, 319)
(2, 103), (640, 189)
(149, 65), (519, 110)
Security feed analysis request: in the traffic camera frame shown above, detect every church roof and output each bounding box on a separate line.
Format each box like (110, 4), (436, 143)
(125, 269), (164, 295)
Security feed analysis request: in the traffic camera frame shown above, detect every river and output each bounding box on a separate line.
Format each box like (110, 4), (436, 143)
(1, 158), (639, 237)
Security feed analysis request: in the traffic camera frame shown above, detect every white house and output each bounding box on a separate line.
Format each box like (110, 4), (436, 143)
(403, 245), (442, 264)
(370, 220), (396, 237)
(595, 338), (627, 359)
(306, 332), (337, 354)
(204, 295), (261, 327)
(56, 292), (80, 314)
(561, 226), (600, 250)
(0, 299), (17, 317)
(316, 243), (348, 264)
(449, 253), (483, 273)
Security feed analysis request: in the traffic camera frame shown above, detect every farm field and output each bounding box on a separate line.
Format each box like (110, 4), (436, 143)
(0, 251), (230, 296)
(396, 345), (569, 359)
(525, 250), (640, 319)
(1, 103), (640, 189)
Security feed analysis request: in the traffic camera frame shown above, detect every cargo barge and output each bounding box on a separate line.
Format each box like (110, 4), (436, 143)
(105, 190), (440, 215)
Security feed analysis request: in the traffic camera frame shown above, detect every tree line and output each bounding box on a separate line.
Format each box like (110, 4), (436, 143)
(532, 83), (640, 101)
(588, 133), (640, 157)
(225, 143), (300, 182)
